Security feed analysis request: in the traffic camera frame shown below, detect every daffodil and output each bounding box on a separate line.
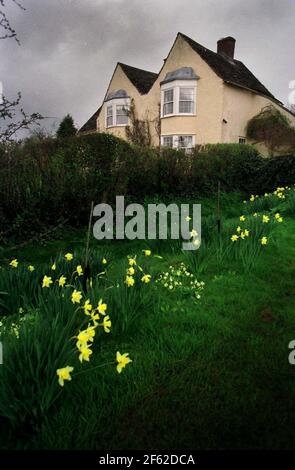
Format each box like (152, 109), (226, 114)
(127, 266), (135, 276)
(185, 215), (191, 221)
(42, 275), (53, 288)
(9, 259), (18, 268)
(65, 252), (73, 261)
(239, 215), (245, 222)
(261, 236), (268, 245)
(143, 249), (151, 256)
(141, 274), (151, 284)
(76, 326), (95, 348)
(79, 345), (93, 363)
(253, 213), (258, 217)
(128, 257), (136, 266)
(28, 265), (35, 272)
(51, 263), (56, 271)
(116, 351), (132, 374)
(71, 289), (82, 304)
(102, 258), (107, 265)
(58, 275), (66, 287)
(83, 299), (92, 315)
(240, 231), (246, 239)
(262, 215), (270, 223)
(102, 315), (111, 333)
(236, 226), (241, 233)
(190, 229), (198, 237)
(97, 299), (107, 315)
(231, 234), (239, 242)
(275, 213), (283, 223)
(56, 366), (74, 387)
(125, 275), (135, 287)
(244, 229), (250, 237)
(76, 265), (83, 276)
(250, 195), (255, 202)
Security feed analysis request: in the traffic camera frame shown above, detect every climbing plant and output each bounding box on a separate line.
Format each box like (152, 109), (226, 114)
(126, 99), (152, 147)
(246, 105), (295, 155)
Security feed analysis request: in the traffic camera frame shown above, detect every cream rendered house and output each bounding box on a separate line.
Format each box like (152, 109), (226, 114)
(79, 33), (295, 154)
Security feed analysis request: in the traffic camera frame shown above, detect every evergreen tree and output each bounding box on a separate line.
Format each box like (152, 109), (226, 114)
(56, 114), (77, 138)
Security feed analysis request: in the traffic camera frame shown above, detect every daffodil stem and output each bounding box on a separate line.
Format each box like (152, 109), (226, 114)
(74, 361), (114, 376)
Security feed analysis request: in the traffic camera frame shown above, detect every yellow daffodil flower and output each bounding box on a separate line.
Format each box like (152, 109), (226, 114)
(127, 266), (135, 276)
(76, 265), (83, 276)
(102, 315), (111, 333)
(58, 275), (66, 287)
(239, 215), (245, 222)
(250, 195), (255, 202)
(79, 345), (93, 363)
(83, 299), (92, 314)
(97, 299), (107, 315)
(65, 253), (73, 261)
(190, 229), (198, 237)
(236, 226), (241, 233)
(261, 236), (268, 245)
(28, 265), (35, 272)
(125, 275), (135, 287)
(143, 249), (151, 256)
(42, 275), (53, 288)
(275, 213), (283, 223)
(51, 263), (56, 271)
(185, 215), (191, 221)
(244, 229), (250, 237)
(141, 274), (151, 284)
(71, 289), (82, 304)
(102, 258), (107, 265)
(128, 257), (136, 266)
(56, 366), (74, 387)
(116, 351), (132, 374)
(262, 215), (270, 223)
(231, 234), (239, 242)
(9, 259), (18, 268)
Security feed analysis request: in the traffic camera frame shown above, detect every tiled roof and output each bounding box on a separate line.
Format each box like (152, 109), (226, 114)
(179, 33), (277, 101)
(78, 106), (101, 133)
(118, 62), (158, 94)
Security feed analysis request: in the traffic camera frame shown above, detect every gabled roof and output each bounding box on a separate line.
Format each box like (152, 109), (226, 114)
(179, 33), (277, 102)
(118, 62), (158, 94)
(78, 106), (101, 133)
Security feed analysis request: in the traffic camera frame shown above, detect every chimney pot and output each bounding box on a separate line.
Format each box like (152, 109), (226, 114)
(217, 36), (236, 59)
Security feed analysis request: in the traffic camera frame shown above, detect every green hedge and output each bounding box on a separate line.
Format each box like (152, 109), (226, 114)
(0, 133), (294, 238)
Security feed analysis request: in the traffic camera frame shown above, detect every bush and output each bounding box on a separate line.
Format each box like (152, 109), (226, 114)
(0, 133), (295, 240)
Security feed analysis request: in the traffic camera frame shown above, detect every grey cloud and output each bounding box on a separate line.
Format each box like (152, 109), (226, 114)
(0, 0), (294, 131)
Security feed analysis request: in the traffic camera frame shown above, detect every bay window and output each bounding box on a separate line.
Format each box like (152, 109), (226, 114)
(179, 88), (194, 114)
(163, 89), (174, 116)
(104, 89), (130, 128)
(161, 135), (195, 154)
(106, 105), (113, 127)
(160, 67), (198, 118)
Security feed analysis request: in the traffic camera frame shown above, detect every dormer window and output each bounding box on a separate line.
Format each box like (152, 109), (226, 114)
(160, 67), (198, 118)
(105, 89), (130, 128)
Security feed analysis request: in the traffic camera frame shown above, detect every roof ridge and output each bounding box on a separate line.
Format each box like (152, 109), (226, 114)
(118, 62), (157, 77)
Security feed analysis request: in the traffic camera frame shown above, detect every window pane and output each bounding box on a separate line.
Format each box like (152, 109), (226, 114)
(179, 88), (194, 100)
(116, 105), (128, 125)
(178, 135), (193, 148)
(163, 102), (173, 115)
(162, 136), (173, 148)
(107, 116), (113, 127)
(164, 89), (173, 103)
(107, 106), (113, 117)
(179, 101), (194, 113)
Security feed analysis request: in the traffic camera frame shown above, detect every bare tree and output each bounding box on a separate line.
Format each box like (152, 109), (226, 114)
(0, 0), (44, 142)
(0, 0), (24, 44)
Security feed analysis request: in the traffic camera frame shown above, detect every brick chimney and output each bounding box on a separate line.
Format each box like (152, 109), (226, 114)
(217, 36), (236, 59)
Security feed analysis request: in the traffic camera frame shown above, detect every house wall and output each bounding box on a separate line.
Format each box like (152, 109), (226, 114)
(97, 65), (142, 140)
(222, 83), (295, 155)
(147, 35), (224, 146)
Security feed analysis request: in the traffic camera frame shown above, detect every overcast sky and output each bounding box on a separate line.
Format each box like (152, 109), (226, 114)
(1, 0), (294, 132)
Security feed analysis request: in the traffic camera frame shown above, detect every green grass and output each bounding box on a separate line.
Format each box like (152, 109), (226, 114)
(1, 189), (295, 449)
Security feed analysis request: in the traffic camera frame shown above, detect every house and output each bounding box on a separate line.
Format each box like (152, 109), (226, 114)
(79, 32), (295, 154)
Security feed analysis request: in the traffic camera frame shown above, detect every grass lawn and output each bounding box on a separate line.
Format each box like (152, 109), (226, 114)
(0, 189), (295, 450)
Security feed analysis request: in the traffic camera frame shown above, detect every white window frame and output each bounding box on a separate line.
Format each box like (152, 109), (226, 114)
(161, 134), (196, 153)
(105, 97), (130, 128)
(161, 80), (197, 118)
(239, 137), (246, 144)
